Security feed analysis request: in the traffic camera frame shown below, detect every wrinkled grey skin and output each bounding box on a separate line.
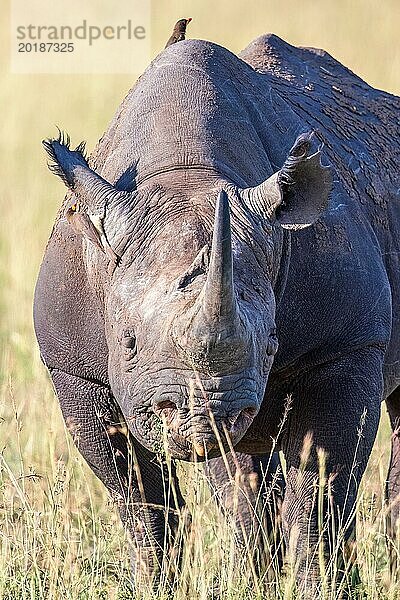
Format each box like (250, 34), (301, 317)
(34, 33), (400, 594)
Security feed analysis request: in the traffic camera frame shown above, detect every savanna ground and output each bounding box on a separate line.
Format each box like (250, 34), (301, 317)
(0, 0), (400, 598)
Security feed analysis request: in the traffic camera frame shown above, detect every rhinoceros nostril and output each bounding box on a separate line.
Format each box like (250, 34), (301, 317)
(229, 406), (257, 431)
(242, 406), (257, 418)
(155, 400), (178, 425)
(156, 400), (177, 411)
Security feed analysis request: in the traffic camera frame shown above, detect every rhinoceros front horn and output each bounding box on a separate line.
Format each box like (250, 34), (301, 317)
(200, 189), (237, 327)
(174, 191), (248, 370)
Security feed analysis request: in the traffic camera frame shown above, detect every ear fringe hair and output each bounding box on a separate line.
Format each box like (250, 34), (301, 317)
(42, 138), (72, 186)
(75, 140), (87, 158)
(278, 131), (315, 188)
(42, 127), (88, 188)
(55, 126), (71, 149)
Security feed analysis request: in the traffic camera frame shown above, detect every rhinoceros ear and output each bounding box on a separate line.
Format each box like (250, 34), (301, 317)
(244, 132), (333, 230)
(43, 131), (132, 267)
(42, 131), (129, 218)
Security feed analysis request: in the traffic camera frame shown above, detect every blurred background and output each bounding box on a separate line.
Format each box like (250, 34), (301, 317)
(0, 0), (399, 597)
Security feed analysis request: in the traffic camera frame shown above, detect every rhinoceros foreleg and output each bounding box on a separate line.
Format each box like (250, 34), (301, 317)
(50, 369), (187, 589)
(281, 347), (383, 596)
(385, 386), (400, 575)
(204, 451), (285, 576)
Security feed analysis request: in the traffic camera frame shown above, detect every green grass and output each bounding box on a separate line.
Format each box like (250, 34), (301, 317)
(1, 0), (400, 597)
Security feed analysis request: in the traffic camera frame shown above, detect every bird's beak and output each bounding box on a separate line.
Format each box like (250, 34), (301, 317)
(187, 18), (192, 23)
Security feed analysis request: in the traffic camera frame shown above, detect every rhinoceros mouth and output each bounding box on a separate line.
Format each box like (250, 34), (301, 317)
(160, 407), (257, 462)
(125, 404), (256, 462)
(123, 358), (263, 460)
(166, 430), (221, 462)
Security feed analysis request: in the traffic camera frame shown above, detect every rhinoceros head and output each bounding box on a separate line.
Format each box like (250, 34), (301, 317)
(43, 131), (332, 460)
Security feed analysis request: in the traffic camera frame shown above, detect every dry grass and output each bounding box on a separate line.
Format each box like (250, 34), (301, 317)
(0, 0), (399, 598)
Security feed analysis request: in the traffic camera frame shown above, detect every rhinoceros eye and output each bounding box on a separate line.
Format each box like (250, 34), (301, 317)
(120, 329), (137, 355)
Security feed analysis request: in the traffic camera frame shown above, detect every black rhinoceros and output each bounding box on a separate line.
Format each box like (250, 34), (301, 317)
(34, 30), (400, 592)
